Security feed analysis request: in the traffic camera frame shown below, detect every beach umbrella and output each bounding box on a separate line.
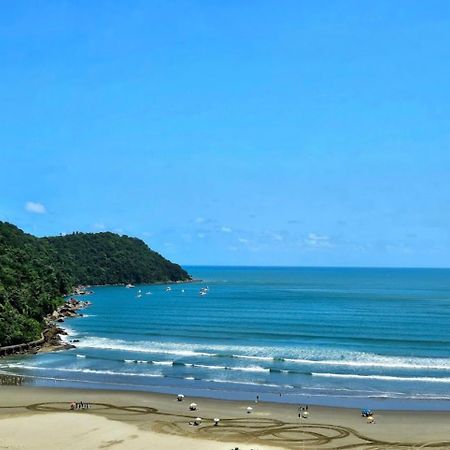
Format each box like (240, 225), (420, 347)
(247, 406), (253, 414)
(189, 403), (197, 410)
(177, 394), (185, 401)
(213, 418), (220, 426)
(195, 417), (202, 425)
(302, 411), (309, 419)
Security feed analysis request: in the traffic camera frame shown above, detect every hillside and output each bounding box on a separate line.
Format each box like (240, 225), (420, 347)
(0, 222), (190, 346)
(44, 232), (190, 285)
(0, 223), (71, 346)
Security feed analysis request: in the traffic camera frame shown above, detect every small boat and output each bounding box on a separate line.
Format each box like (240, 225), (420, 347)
(145, 291), (152, 295)
(166, 286), (172, 292)
(137, 294), (142, 298)
(126, 284), (135, 288)
(199, 291), (207, 296)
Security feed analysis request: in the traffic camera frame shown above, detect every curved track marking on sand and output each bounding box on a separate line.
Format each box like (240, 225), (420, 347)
(153, 416), (450, 450)
(25, 402), (157, 415)
(1, 402), (450, 449)
(412, 443), (450, 449)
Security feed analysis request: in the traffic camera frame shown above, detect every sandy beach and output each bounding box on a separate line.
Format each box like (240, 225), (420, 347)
(0, 386), (450, 449)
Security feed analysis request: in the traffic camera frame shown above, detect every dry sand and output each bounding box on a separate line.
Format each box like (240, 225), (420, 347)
(1, 386), (450, 449)
(0, 413), (282, 450)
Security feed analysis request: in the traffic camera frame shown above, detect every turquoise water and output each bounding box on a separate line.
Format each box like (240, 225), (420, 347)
(2, 266), (450, 410)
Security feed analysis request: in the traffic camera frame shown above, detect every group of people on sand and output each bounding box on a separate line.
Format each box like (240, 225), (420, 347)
(70, 401), (91, 410)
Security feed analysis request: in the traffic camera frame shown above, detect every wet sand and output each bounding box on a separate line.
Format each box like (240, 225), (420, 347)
(1, 385), (450, 449)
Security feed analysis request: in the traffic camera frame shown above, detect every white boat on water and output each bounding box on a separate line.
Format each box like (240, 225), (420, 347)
(166, 286), (172, 292)
(126, 283), (135, 288)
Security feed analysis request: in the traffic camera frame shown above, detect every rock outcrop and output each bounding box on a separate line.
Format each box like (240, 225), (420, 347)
(39, 298), (91, 353)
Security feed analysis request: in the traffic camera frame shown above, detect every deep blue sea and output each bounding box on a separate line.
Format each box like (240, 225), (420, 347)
(2, 266), (450, 410)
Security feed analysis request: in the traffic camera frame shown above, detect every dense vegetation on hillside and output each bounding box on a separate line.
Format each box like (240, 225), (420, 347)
(0, 222), (190, 347)
(0, 223), (70, 346)
(45, 232), (190, 285)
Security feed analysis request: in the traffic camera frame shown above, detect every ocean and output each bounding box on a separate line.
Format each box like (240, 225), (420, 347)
(2, 266), (450, 410)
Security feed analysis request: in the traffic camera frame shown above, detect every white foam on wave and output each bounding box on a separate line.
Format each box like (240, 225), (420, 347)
(5, 363), (163, 378)
(230, 365), (269, 373)
(232, 354), (273, 362)
(233, 352), (450, 372)
(62, 325), (76, 335)
(76, 354), (86, 359)
(191, 363), (269, 373)
(313, 372), (450, 383)
(285, 357), (450, 371)
(152, 361), (173, 366)
(204, 378), (280, 388)
(123, 359), (149, 364)
(76, 337), (212, 357)
(59, 325), (77, 342)
(65, 335), (450, 374)
(191, 364), (224, 370)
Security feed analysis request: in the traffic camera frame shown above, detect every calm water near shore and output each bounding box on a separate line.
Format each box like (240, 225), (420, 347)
(2, 266), (450, 410)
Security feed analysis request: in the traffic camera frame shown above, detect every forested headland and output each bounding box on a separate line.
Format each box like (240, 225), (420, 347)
(0, 222), (191, 347)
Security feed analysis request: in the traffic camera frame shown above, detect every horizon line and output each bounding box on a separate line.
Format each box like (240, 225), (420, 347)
(181, 264), (450, 270)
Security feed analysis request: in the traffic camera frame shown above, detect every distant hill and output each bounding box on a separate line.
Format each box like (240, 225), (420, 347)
(0, 222), (190, 346)
(44, 232), (190, 286)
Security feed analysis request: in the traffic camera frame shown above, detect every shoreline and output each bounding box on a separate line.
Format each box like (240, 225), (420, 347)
(87, 278), (202, 288)
(0, 298), (91, 359)
(3, 369), (450, 412)
(1, 385), (450, 448)
(0, 277), (200, 359)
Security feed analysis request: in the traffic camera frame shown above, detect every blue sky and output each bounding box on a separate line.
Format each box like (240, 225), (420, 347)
(1, 1), (450, 267)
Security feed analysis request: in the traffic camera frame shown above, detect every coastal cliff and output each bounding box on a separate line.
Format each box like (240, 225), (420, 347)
(0, 222), (191, 348)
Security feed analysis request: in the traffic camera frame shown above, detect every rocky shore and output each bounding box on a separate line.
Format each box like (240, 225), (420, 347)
(40, 298), (91, 353)
(0, 298), (91, 358)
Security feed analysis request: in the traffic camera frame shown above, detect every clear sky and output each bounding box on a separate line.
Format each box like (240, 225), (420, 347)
(1, 1), (450, 267)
